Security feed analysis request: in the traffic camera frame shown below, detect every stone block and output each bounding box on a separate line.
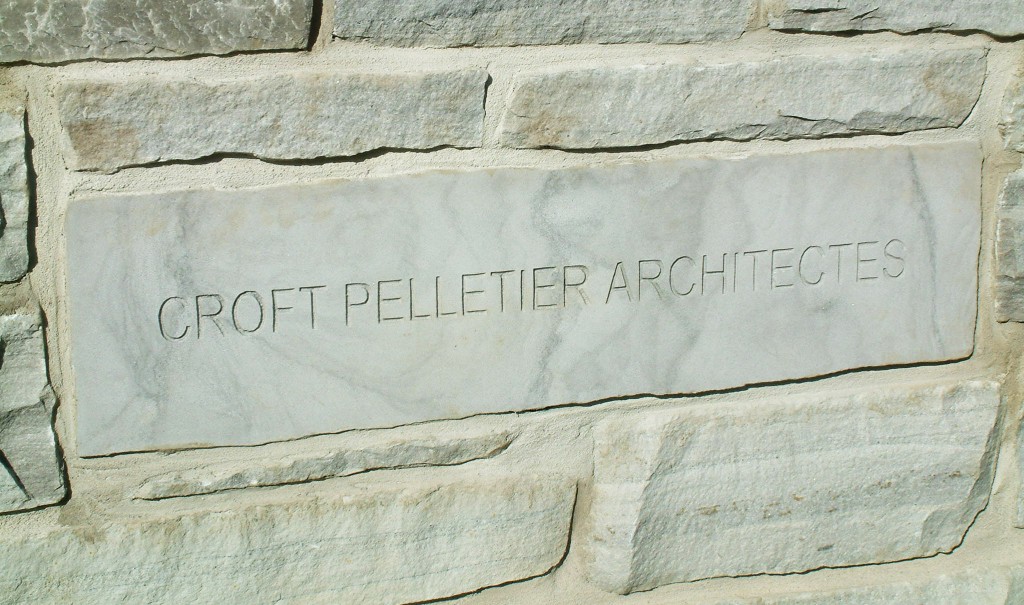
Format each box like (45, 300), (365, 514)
(1003, 72), (1024, 153)
(333, 0), (754, 46)
(0, 313), (65, 512)
(66, 143), (981, 455)
(136, 427), (514, 500)
(996, 170), (1024, 322)
(58, 69), (488, 172)
(499, 49), (986, 150)
(0, 473), (576, 604)
(768, 0), (1024, 37)
(0, 105), (28, 282)
(0, 0), (313, 64)
(585, 380), (1001, 593)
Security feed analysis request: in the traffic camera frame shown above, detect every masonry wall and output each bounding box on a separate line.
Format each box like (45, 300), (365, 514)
(1, 2), (1023, 604)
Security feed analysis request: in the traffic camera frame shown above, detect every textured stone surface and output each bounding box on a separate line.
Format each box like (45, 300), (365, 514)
(768, 0), (1024, 37)
(996, 170), (1024, 322)
(137, 428), (514, 500)
(0, 473), (575, 604)
(1003, 72), (1024, 153)
(0, 0), (313, 64)
(0, 313), (65, 512)
(499, 49), (985, 150)
(58, 70), (488, 171)
(1019, 415), (1024, 528)
(728, 566), (1024, 605)
(585, 380), (1001, 593)
(0, 105), (28, 282)
(333, 0), (754, 46)
(68, 143), (980, 456)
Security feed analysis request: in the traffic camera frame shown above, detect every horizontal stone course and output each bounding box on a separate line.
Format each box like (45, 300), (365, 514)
(725, 566), (1024, 605)
(585, 380), (1001, 593)
(58, 69), (488, 172)
(0, 105), (28, 282)
(768, 0), (1024, 37)
(499, 48), (986, 150)
(0, 473), (576, 604)
(333, 0), (754, 46)
(0, 0), (313, 64)
(136, 428), (514, 500)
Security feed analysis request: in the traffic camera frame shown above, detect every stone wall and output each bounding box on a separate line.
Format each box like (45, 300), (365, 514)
(1, 1), (1023, 603)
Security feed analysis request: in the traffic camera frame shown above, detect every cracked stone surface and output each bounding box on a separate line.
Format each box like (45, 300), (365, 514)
(499, 48), (986, 150)
(0, 0), (313, 64)
(585, 380), (1001, 594)
(333, 0), (755, 46)
(58, 69), (488, 172)
(136, 428), (514, 500)
(0, 473), (575, 604)
(768, 0), (1024, 37)
(0, 312), (65, 513)
(0, 105), (28, 283)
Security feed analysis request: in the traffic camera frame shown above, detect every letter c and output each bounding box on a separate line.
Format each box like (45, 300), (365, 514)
(158, 297), (189, 340)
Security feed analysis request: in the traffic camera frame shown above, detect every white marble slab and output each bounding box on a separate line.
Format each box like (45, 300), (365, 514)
(67, 143), (981, 456)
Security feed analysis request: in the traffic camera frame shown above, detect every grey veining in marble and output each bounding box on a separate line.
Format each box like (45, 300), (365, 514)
(67, 143), (981, 456)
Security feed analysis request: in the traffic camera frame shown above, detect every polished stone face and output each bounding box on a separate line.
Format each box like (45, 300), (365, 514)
(67, 143), (980, 456)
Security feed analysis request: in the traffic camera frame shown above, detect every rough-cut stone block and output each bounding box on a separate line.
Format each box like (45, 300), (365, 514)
(499, 49), (985, 150)
(727, 566), (1024, 605)
(0, 313), (65, 512)
(137, 428), (514, 500)
(1003, 73), (1024, 153)
(67, 143), (981, 456)
(0, 105), (28, 282)
(768, 0), (1024, 37)
(996, 170), (1024, 322)
(58, 70), (488, 172)
(0, 0), (313, 64)
(1019, 416), (1024, 528)
(0, 473), (575, 604)
(333, 0), (754, 46)
(585, 380), (1001, 593)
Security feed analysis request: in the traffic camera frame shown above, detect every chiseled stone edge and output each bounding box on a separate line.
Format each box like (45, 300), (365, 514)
(0, 0), (314, 65)
(767, 0), (1024, 38)
(135, 428), (515, 500)
(585, 379), (1002, 594)
(0, 312), (66, 513)
(57, 69), (489, 172)
(0, 473), (576, 604)
(499, 48), (986, 150)
(995, 170), (1024, 323)
(0, 105), (29, 282)
(332, 0), (754, 47)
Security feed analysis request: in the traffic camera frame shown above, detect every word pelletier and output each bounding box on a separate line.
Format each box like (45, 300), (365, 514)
(156, 239), (906, 340)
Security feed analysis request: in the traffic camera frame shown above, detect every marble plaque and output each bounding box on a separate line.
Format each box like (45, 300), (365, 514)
(68, 143), (980, 456)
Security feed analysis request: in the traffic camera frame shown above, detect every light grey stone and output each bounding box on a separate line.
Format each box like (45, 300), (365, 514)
(499, 49), (985, 150)
(0, 0), (313, 64)
(333, 0), (754, 47)
(1019, 414), (1024, 528)
(58, 69), (488, 172)
(67, 143), (980, 456)
(768, 0), (1024, 37)
(1002, 73), (1024, 153)
(585, 380), (1001, 593)
(0, 313), (65, 512)
(0, 473), (576, 604)
(136, 428), (514, 500)
(0, 105), (28, 282)
(727, 566), (1022, 605)
(995, 170), (1024, 322)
